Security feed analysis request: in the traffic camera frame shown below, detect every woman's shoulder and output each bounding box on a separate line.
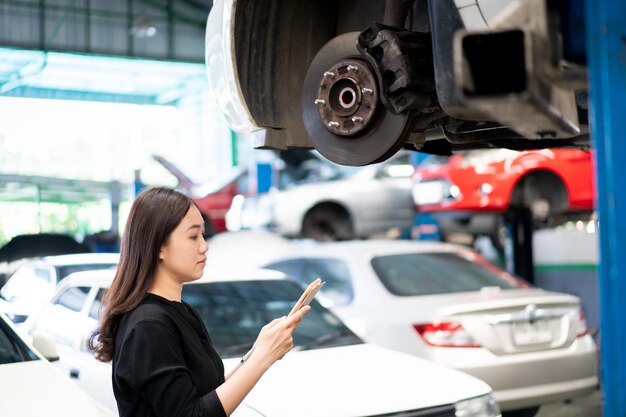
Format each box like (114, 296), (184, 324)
(115, 299), (181, 352)
(120, 296), (178, 333)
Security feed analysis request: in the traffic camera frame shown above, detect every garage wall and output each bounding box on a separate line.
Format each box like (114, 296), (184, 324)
(176, 89), (234, 183)
(533, 227), (599, 334)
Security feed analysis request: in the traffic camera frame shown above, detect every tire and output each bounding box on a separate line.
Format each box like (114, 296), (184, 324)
(489, 214), (508, 253)
(510, 171), (568, 224)
(301, 205), (353, 241)
(502, 407), (540, 417)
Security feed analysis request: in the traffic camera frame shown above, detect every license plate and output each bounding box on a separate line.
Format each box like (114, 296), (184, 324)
(415, 182), (445, 205)
(512, 320), (553, 345)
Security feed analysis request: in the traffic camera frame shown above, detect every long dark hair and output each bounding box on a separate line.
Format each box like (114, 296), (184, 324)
(89, 187), (194, 362)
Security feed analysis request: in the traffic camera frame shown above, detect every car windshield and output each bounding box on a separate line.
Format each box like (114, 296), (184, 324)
(182, 280), (362, 358)
(0, 266), (51, 300)
(0, 317), (39, 364)
(55, 263), (117, 282)
(371, 252), (529, 296)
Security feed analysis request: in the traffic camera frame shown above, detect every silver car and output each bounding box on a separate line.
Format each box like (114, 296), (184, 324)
(269, 152), (416, 241)
(262, 240), (599, 417)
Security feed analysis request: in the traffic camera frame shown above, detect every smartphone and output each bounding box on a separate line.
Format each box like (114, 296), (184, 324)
(288, 278), (325, 316)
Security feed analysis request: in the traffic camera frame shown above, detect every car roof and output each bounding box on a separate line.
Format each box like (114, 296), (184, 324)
(38, 252), (120, 267)
(284, 239), (475, 260)
(58, 267), (289, 290)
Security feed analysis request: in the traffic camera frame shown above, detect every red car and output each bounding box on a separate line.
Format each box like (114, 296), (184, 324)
(412, 149), (595, 245)
(152, 155), (248, 235)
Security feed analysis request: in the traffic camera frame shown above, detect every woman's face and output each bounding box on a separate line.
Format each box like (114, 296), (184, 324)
(159, 205), (209, 282)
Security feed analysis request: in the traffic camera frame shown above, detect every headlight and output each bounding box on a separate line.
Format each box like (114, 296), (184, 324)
(413, 179), (457, 205)
(455, 394), (501, 417)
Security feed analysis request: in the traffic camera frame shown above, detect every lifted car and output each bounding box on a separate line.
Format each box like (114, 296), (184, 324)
(206, 0), (589, 166)
(412, 148), (594, 247)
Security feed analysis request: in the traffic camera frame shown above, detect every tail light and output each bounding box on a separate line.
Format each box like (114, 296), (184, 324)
(413, 321), (481, 348)
(576, 308), (588, 337)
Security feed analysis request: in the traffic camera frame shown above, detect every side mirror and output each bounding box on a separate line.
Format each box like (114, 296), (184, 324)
(31, 331), (60, 362)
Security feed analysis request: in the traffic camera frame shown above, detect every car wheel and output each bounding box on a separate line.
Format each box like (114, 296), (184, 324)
(502, 406), (540, 417)
(510, 171), (568, 224)
(301, 204), (353, 241)
(489, 214), (509, 252)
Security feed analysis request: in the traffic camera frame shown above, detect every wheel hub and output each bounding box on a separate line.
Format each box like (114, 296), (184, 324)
(301, 32), (410, 166)
(315, 59), (378, 136)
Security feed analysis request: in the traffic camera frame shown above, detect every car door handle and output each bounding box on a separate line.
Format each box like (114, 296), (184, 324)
(70, 368), (80, 379)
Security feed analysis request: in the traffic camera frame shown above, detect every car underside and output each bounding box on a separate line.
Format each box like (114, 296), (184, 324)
(217, 0), (589, 166)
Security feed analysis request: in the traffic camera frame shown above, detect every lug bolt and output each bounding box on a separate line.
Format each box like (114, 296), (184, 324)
(351, 116), (363, 123)
(361, 87), (373, 95)
(347, 65), (358, 73)
(323, 71), (335, 79)
(314, 99), (326, 106)
(328, 121), (340, 129)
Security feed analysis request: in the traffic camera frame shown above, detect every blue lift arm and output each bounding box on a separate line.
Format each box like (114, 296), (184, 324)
(586, 0), (626, 415)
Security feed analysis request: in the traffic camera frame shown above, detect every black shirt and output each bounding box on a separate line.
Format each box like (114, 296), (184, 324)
(113, 293), (227, 417)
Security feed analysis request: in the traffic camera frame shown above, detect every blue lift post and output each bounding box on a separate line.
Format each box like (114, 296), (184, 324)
(585, 0), (626, 415)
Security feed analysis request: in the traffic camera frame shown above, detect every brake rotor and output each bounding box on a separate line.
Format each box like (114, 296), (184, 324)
(301, 32), (411, 166)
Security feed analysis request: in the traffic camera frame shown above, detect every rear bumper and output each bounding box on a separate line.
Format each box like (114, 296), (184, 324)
(493, 376), (598, 411)
(427, 335), (599, 411)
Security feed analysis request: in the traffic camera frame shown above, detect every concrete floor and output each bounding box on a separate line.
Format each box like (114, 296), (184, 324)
(535, 389), (602, 417)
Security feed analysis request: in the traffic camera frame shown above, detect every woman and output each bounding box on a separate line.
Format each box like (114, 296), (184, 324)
(90, 187), (309, 417)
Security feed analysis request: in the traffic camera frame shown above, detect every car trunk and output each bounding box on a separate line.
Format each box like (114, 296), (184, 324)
(411, 288), (583, 355)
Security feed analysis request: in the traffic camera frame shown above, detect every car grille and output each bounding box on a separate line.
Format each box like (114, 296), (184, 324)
(364, 404), (456, 417)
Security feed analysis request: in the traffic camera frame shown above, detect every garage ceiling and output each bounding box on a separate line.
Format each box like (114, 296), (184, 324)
(0, 46), (208, 105)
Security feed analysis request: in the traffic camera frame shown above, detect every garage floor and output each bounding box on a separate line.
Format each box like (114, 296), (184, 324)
(536, 389), (602, 417)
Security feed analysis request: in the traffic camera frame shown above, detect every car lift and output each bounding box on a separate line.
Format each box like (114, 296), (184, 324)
(586, 0), (626, 415)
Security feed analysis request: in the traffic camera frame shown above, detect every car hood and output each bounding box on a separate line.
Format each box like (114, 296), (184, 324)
(0, 360), (114, 416)
(226, 343), (491, 417)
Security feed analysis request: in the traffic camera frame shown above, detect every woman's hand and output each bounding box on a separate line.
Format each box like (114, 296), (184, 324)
(251, 306), (311, 367)
(217, 306), (312, 414)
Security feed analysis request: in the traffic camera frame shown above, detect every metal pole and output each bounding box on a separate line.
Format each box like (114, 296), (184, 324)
(585, 0), (626, 415)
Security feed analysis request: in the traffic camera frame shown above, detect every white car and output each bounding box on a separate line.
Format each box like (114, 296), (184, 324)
(0, 253), (119, 323)
(0, 311), (114, 416)
(27, 268), (501, 417)
(261, 240), (599, 417)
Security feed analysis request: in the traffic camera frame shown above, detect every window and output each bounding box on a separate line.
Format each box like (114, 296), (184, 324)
(0, 318), (38, 365)
(54, 286), (91, 312)
(0, 266), (51, 300)
(34, 267), (53, 284)
(55, 264), (116, 283)
(302, 259), (353, 306)
(264, 260), (300, 280)
(371, 252), (527, 296)
(182, 280), (361, 358)
(89, 288), (106, 319)
(266, 258), (354, 306)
